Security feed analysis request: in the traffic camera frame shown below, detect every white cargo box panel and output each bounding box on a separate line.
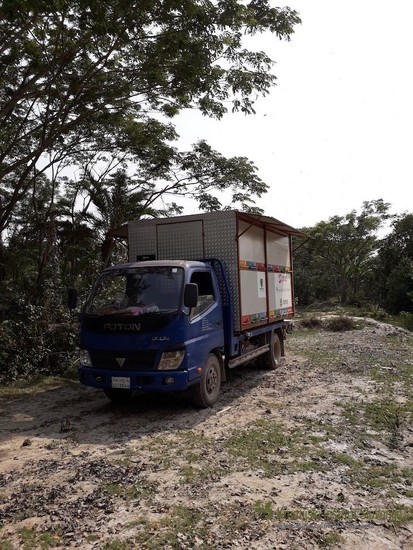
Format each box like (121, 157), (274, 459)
(266, 231), (293, 321)
(128, 211), (298, 332)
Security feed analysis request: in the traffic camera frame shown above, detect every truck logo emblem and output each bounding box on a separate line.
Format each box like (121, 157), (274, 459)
(116, 358), (126, 368)
(103, 323), (141, 331)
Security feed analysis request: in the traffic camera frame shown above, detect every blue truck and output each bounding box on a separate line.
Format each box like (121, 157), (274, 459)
(69, 211), (304, 407)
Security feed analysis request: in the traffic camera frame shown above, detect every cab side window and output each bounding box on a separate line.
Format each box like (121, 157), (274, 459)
(190, 271), (215, 319)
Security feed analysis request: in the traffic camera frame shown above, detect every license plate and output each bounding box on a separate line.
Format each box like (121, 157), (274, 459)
(111, 377), (131, 389)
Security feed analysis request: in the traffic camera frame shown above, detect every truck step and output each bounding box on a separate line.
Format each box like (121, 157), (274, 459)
(228, 344), (270, 368)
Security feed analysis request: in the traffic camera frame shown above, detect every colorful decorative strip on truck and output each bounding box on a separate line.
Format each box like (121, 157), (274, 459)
(239, 260), (292, 273)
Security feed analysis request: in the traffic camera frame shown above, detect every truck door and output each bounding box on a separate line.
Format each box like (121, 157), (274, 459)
(187, 270), (224, 352)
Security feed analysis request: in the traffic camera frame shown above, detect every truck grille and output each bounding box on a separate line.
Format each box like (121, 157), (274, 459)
(89, 350), (157, 371)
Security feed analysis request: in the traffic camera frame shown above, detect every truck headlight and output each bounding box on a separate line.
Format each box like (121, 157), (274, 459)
(158, 350), (185, 370)
(80, 349), (92, 367)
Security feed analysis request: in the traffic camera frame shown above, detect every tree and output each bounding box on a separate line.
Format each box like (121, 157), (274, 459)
(293, 233), (335, 306)
(0, 0), (301, 233)
(293, 200), (392, 306)
(373, 213), (413, 313)
(74, 139), (272, 263)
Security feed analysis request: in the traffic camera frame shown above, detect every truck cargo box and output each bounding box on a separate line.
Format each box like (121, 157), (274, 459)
(127, 211), (302, 332)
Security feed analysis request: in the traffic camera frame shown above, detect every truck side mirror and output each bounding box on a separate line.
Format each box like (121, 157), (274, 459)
(67, 288), (78, 310)
(184, 283), (198, 308)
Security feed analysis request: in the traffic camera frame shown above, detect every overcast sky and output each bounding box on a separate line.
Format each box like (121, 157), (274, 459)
(174, 0), (413, 229)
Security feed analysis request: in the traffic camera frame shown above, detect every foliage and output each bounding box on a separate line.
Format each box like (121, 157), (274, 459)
(324, 315), (357, 332)
(293, 202), (413, 324)
(0, 0), (300, 233)
(397, 312), (413, 331)
(299, 316), (323, 329)
(298, 315), (357, 332)
(294, 200), (393, 306)
(372, 214), (413, 313)
(0, 298), (78, 383)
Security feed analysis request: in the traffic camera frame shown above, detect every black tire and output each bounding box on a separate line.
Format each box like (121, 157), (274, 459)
(103, 388), (133, 403)
(191, 354), (221, 408)
(260, 330), (282, 370)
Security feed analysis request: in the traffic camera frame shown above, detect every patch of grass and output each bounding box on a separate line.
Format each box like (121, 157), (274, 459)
(139, 430), (214, 472)
(219, 502), (264, 538)
(0, 376), (71, 398)
(302, 348), (342, 369)
(363, 399), (405, 449)
(370, 361), (413, 402)
(316, 531), (345, 548)
(136, 430), (224, 488)
(12, 508), (38, 522)
(380, 505), (413, 526)
(333, 452), (361, 468)
(101, 480), (157, 502)
(329, 452), (413, 496)
(132, 505), (209, 549)
(300, 417), (341, 438)
(253, 499), (274, 519)
(335, 400), (363, 429)
(179, 430), (212, 448)
(338, 392), (412, 450)
(226, 419), (288, 476)
(364, 305), (389, 321)
(180, 464), (201, 483)
(226, 420), (328, 477)
(385, 311), (413, 332)
(102, 540), (131, 550)
(179, 450), (227, 485)
(18, 527), (61, 549)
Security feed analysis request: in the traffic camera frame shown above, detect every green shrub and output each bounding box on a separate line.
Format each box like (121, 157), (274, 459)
(398, 311), (413, 332)
(0, 299), (78, 383)
(368, 305), (388, 321)
(325, 315), (356, 332)
(300, 316), (323, 329)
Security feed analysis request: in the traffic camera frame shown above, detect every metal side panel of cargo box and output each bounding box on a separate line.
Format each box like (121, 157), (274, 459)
(128, 211), (241, 328)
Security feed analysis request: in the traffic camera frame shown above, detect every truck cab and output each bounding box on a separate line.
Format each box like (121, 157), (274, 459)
(77, 260), (225, 406)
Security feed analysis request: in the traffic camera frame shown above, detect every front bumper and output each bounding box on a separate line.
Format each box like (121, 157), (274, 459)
(78, 366), (193, 392)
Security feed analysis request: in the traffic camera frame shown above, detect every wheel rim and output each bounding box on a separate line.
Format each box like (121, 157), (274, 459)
(272, 344), (278, 364)
(272, 335), (281, 365)
(206, 365), (218, 395)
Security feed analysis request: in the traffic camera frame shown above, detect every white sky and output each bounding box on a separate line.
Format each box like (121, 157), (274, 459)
(174, 0), (413, 229)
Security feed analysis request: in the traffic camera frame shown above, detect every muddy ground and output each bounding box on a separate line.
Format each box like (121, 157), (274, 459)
(0, 316), (412, 549)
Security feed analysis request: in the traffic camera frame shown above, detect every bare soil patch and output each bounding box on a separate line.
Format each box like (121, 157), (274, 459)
(0, 317), (412, 549)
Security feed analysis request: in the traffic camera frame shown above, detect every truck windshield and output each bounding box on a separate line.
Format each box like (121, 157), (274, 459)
(85, 266), (184, 316)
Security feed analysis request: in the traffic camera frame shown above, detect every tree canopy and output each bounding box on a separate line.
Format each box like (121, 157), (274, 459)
(0, 0), (301, 233)
(374, 213), (413, 313)
(294, 200), (393, 306)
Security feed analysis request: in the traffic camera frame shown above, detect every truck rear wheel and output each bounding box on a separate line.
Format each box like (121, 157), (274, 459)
(260, 331), (282, 370)
(191, 354), (221, 408)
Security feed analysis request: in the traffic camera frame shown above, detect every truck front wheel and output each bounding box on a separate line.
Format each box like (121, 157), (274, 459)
(191, 354), (221, 408)
(260, 330), (282, 370)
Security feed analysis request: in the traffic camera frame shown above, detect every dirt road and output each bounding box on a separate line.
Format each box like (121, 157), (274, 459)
(0, 317), (412, 549)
